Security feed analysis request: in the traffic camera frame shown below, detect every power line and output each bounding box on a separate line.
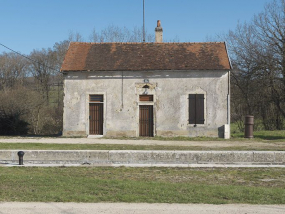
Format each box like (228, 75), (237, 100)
(0, 42), (60, 73)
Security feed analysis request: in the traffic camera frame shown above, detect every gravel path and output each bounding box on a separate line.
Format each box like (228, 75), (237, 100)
(0, 137), (284, 149)
(0, 203), (285, 214)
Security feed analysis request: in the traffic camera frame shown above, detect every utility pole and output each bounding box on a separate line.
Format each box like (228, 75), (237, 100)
(143, 0), (145, 42)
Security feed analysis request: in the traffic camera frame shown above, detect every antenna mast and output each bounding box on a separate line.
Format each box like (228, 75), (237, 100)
(143, 0), (145, 42)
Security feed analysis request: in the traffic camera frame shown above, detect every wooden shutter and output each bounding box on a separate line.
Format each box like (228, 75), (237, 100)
(196, 94), (204, 124)
(189, 94), (204, 124)
(189, 94), (196, 124)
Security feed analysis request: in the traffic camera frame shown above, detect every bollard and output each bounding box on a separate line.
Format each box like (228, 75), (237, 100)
(17, 151), (25, 165)
(244, 115), (254, 138)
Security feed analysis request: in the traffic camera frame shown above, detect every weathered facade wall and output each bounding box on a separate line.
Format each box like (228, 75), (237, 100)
(63, 70), (230, 137)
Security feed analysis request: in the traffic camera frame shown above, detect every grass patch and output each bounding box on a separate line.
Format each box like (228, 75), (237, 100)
(230, 123), (285, 141)
(0, 129), (284, 142)
(232, 130), (285, 141)
(0, 167), (285, 204)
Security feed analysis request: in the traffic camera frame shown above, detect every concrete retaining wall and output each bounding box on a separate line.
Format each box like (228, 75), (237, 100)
(1, 150), (285, 165)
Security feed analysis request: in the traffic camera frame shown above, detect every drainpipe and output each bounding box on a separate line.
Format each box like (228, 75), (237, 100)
(222, 70), (231, 139)
(227, 70), (230, 125)
(225, 42), (232, 139)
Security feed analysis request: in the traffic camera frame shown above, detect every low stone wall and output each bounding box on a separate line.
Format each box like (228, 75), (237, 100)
(1, 150), (285, 165)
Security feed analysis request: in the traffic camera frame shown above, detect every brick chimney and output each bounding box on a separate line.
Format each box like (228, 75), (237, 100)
(155, 20), (163, 43)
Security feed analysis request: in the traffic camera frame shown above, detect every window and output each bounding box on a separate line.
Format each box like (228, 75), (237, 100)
(89, 95), (103, 102)
(189, 94), (205, 125)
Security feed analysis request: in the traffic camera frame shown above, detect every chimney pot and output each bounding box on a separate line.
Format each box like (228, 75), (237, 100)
(157, 20), (161, 27)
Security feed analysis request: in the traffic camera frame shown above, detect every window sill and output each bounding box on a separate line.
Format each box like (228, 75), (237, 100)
(188, 124), (206, 127)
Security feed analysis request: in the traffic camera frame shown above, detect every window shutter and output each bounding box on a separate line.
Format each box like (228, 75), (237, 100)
(196, 94), (204, 124)
(189, 94), (196, 124)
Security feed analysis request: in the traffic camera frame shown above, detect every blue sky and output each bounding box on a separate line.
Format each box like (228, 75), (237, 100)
(0, 0), (272, 55)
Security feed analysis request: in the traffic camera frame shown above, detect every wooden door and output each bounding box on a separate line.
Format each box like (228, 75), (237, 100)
(89, 103), (103, 135)
(139, 105), (153, 137)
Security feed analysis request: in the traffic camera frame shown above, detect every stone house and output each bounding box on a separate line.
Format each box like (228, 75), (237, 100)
(60, 22), (232, 138)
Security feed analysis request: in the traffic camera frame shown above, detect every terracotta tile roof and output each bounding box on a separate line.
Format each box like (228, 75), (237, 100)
(60, 42), (231, 72)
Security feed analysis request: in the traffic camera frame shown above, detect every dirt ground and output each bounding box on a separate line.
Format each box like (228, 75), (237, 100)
(0, 202), (284, 214)
(0, 137), (285, 150)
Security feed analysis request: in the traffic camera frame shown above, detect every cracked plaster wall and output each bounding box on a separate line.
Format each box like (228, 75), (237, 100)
(63, 70), (229, 137)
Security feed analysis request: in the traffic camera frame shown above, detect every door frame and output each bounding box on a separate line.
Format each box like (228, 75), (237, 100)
(137, 102), (155, 137)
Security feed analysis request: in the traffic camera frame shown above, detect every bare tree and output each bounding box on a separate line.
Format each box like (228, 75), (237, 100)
(88, 25), (155, 43)
(53, 40), (69, 70)
(0, 52), (28, 90)
(28, 48), (58, 103)
(227, 0), (285, 130)
(68, 31), (84, 42)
